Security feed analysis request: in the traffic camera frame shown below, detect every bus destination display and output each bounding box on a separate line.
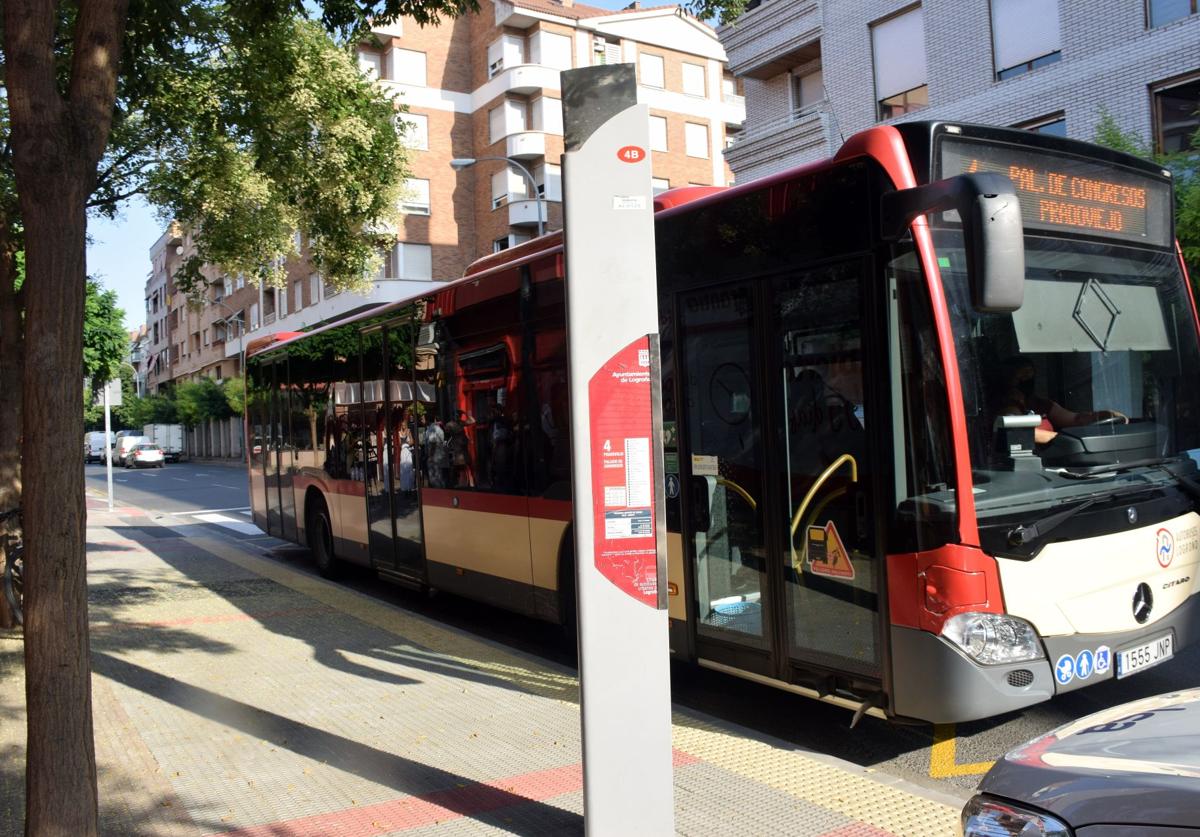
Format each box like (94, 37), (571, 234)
(939, 138), (1171, 246)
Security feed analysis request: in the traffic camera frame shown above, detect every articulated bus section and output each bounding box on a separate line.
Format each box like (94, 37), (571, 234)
(248, 121), (1200, 724)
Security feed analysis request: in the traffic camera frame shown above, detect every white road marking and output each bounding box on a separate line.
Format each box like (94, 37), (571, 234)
(192, 512), (263, 536)
(168, 506), (251, 516)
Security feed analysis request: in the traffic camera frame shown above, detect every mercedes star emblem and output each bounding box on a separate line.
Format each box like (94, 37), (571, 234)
(1133, 582), (1154, 624)
(1127, 507), (1138, 525)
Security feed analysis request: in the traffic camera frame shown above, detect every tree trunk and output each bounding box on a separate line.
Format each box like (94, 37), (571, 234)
(0, 227), (23, 631)
(20, 178), (98, 837)
(5, 0), (130, 832)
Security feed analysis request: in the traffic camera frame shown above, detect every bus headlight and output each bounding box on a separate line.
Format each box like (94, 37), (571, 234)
(941, 612), (1043, 665)
(962, 795), (1072, 837)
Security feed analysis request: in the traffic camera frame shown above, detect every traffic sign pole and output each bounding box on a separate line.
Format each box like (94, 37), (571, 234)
(561, 65), (674, 834)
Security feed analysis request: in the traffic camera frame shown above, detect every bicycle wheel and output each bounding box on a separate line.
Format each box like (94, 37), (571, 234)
(4, 546), (22, 627)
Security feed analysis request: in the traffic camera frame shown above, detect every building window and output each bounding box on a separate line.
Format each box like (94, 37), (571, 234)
(992, 0), (1061, 80)
(791, 65), (824, 114)
(250, 303), (259, 330)
(223, 277), (233, 297)
(309, 274), (321, 305)
(684, 122), (709, 158)
(398, 112), (429, 151)
(402, 178), (431, 215)
(1154, 73), (1200, 153)
(489, 99), (527, 144)
(491, 167), (525, 208)
(722, 75), (738, 103)
(394, 243), (433, 280)
(1148, 0), (1198, 27)
(534, 163), (562, 202)
(202, 328), (209, 346)
(531, 96), (563, 135)
(236, 273), (245, 289)
(682, 62), (706, 97)
(358, 50), (382, 79)
(487, 34), (524, 79)
(651, 177), (670, 195)
(530, 30), (572, 71)
(649, 115), (668, 152)
(493, 236), (510, 253)
(593, 36), (622, 66)
(1015, 112), (1067, 137)
(392, 48), (426, 86)
(872, 5), (928, 120)
(294, 281), (303, 313)
(640, 53), (664, 88)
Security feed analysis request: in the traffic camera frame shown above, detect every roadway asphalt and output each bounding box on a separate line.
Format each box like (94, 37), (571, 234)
(83, 460), (1200, 797)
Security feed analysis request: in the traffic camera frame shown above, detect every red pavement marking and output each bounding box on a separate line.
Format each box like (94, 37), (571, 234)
(818, 824), (898, 837)
(210, 751), (699, 837)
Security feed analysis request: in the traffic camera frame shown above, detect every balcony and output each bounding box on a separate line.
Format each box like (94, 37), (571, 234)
(723, 108), (833, 179)
(507, 198), (546, 229)
(719, 0), (821, 80)
(506, 130), (546, 160)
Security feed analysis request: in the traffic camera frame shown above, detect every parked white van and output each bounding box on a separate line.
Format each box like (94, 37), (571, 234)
(85, 431), (114, 464)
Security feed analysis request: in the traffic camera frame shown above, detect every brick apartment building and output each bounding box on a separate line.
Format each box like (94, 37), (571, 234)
(720, 0), (1200, 182)
(147, 0), (745, 390)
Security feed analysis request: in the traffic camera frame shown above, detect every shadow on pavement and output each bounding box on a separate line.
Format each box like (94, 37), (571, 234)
(93, 651), (583, 834)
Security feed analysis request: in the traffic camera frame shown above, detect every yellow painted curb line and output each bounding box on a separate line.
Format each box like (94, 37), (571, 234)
(929, 724), (994, 778)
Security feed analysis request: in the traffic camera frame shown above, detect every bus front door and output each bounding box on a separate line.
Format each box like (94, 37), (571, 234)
(771, 260), (881, 683)
(679, 283), (774, 676)
(679, 263), (883, 688)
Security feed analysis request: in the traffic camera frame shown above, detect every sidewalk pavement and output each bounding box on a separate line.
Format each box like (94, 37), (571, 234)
(0, 497), (965, 836)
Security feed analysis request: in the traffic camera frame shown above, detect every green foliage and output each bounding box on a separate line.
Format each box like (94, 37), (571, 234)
(119, 392), (180, 428)
(82, 279), (127, 401)
(174, 378), (235, 427)
(223, 376), (246, 416)
(146, 14), (403, 295)
(1093, 107), (1200, 281)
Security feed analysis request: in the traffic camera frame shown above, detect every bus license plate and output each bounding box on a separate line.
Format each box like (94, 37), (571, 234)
(1116, 634), (1173, 679)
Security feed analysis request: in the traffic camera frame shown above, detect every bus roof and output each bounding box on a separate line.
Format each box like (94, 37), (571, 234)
(247, 121), (1166, 362)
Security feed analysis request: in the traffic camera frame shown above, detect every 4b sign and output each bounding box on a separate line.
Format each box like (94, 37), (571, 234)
(617, 145), (646, 163)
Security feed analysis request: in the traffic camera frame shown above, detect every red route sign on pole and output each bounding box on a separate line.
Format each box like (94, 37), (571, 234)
(588, 336), (658, 606)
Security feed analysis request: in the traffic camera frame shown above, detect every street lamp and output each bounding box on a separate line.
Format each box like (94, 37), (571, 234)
(450, 156), (546, 239)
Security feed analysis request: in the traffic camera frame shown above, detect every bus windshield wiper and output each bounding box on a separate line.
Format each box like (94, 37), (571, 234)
(1156, 464), (1200, 502)
(1008, 497), (1100, 548)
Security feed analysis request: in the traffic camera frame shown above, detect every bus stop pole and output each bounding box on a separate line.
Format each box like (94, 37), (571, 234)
(104, 381), (114, 512)
(561, 65), (674, 834)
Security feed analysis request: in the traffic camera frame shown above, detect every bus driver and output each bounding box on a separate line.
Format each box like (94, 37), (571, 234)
(998, 357), (1128, 445)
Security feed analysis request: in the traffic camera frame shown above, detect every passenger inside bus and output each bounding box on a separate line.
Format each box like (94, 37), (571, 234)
(996, 356), (1128, 445)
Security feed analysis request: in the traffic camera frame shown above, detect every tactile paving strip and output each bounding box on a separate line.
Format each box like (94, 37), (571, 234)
(191, 533), (959, 836)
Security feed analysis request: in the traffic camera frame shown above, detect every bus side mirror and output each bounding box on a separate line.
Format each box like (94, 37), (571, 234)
(881, 172), (1025, 314)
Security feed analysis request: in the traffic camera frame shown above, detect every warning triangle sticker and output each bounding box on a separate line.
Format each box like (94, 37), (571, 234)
(808, 520), (855, 579)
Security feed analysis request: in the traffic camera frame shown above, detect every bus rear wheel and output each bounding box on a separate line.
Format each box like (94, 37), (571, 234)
(308, 499), (339, 579)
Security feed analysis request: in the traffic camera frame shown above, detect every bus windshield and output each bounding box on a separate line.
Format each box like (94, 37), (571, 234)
(924, 231), (1200, 533)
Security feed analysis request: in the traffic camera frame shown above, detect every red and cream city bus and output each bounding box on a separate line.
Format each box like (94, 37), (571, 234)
(247, 121), (1200, 723)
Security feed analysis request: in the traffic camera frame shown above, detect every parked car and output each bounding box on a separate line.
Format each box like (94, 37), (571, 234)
(114, 435), (150, 466)
(125, 443), (165, 469)
(962, 688), (1200, 836)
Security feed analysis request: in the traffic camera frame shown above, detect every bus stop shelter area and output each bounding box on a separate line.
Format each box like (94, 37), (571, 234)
(0, 495), (961, 836)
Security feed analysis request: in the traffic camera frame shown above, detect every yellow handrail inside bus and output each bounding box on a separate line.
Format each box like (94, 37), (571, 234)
(789, 454), (858, 571)
(715, 477), (757, 511)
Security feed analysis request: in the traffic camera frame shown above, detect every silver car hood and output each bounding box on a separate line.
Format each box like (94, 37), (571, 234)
(980, 689), (1200, 827)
